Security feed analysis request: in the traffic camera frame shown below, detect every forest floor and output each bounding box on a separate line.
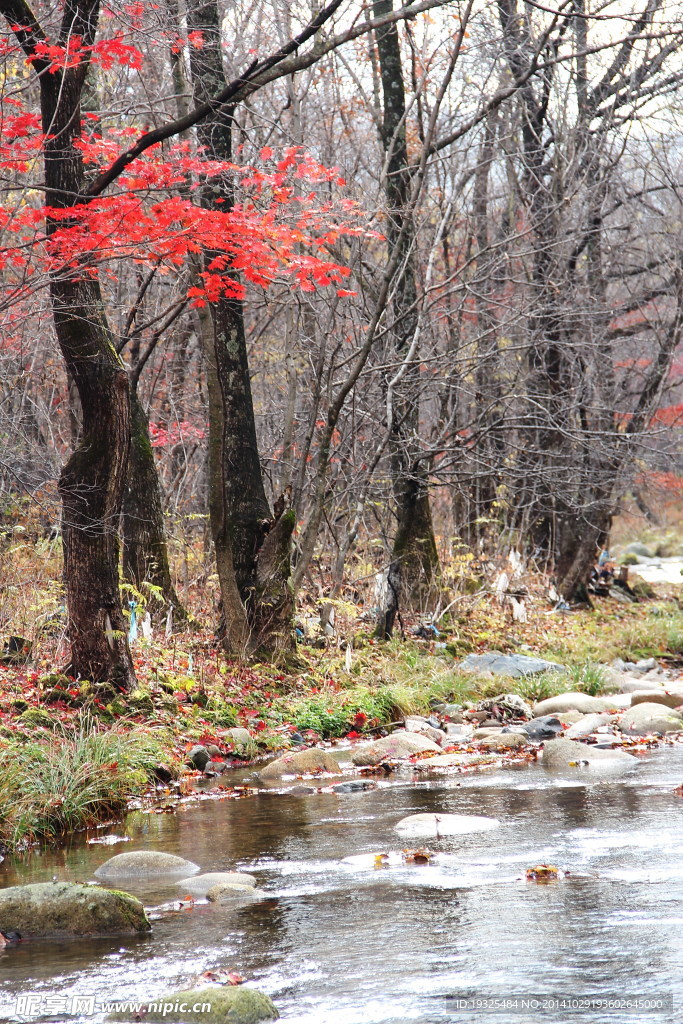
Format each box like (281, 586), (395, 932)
(2, 498), (683, 852)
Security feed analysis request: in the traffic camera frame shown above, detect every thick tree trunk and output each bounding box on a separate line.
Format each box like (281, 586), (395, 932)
(555, 509), (610, 604)
(54, 279), (136, 688)
(122, 386), (188, 625)
(373, 0), (440, 628)
(1, 0), (137, 686)
(186, 0), (294, 654)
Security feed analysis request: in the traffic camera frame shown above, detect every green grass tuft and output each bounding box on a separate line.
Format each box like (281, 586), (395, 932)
(0, 715), (179, 852)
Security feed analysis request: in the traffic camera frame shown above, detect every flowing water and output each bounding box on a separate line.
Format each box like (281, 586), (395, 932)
(2, 748), (683, 1024)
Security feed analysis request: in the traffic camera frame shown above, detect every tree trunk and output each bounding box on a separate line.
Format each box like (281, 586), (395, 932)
(122, 385), (189, 625)
(555, 510), (610, 604)
(186, 0), (294, 654)
(373, 0), (440, 628)
(54, 278), (135, 687)
(1, 0), (136, 687)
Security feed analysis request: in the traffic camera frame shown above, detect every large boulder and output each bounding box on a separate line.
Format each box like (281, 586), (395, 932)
(395, 812), (499, 836)
(459, 652), (564, 677)
(108, 987), (278, 1023)
(259, 749), (341, 780)
(565, 714), (613, 739)
(533, 693), (615, 716)
(516, 716), (563, 741)
(95, 852), (199, 881)
(619, 702), (683, 735)
(176, 872), (256, 895)
(350, 732), (441, 766)
(0, 882), (150, 938)
(631, 690), (683, 709)
(541, 738), (637, 769)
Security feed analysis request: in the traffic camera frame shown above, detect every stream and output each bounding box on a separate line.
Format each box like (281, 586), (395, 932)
(2, 747), (683, 1023)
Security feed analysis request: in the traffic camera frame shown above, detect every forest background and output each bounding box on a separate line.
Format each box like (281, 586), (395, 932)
(3, 0), (683, 846)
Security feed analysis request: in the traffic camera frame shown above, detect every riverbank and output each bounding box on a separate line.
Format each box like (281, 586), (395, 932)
(1, 589), (683, 853)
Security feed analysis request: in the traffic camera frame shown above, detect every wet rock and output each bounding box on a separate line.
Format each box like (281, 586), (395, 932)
(204, 761), (229, 775)
(259, 749), (341, 780)
(95, 851), (200, 881)
(631, 690), (683, 709)
(0, 882), (150, 938)
(513, 716), (563, 741)
(176, 872), (256, 896)
(565, 714), (613, 739)
(619, 702), (683, 735)
(205, 884), (265, 903)
(459, 652), (565, 677)
(395, 812), (500, 836)
(328, 780), (377, 793)
(350, 732), (441, 766)
(413, 752), (492, 770)
(108, 987), (278, 1023)
(404, 717), (447, 745)
(541, 738), (637, 769)
(188, 745), (211, 771)
(533, 693), (615, 716)
(478, 732), (529, 751)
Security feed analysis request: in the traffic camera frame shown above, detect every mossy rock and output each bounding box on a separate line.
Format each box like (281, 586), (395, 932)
(128, 689), (155, 713)
(11, 698), (29, 713)
(619, 553), (640, 566)
(631, 578), (657, 600)
(0, 882), (150, 937)
(43, 686), (83, 706)
(40, 672), (72, 689)
(18, 707), (54, 729)
(108, 987), (278, 1023)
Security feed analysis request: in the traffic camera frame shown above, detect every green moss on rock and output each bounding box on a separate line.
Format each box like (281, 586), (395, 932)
(0, 882), (151, 937)
(18, 707), (54, 729)
(109, 987), (278, 1023)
